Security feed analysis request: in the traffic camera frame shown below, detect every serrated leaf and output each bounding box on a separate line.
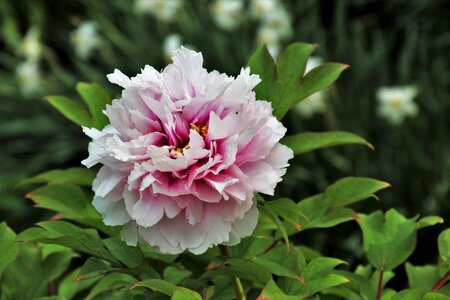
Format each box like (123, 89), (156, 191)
(282, 131), (373, 155)
(438, 229), (450, 266)
(417, 216), (444, 230)
(358, 209), (418, 271)
(76, 82), (111, 129)
(18, 168), (96, 187)
(45, 95), (92, 127)
(0, 223), (19, 277)
(201, 258), (271, 286)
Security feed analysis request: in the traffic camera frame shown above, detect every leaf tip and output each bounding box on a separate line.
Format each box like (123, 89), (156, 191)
(74, 275), (85, 282)
(24, 193), (33, 199)
(368, 143), (375, 151)
(130, 281), (142, 290)
(343, 64), (351, 69)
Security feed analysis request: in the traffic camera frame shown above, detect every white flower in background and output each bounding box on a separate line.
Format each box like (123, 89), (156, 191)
(250, 0), (279, 19)
(16, 60), (42, 96)
(295, 57), (327, 118)
(163, 34), (182, 62)
(376, 86), (419, 125)
(260, 6), (292, 40)
(135, 0), (182, 22)
(211, 0), (244, 31)
(257, 27), (280, 58)
(71, 21), (100, 60)
(253, 3), (293, 59)
(20, 27), (42, 61)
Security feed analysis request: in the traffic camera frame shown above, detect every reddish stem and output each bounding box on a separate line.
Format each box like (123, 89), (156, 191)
(376, 267), (384, 300)
(432, 270), (450, 291)
(262, 239), (280, 254)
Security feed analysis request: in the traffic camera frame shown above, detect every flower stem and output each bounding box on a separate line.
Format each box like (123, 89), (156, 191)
(432, 270), (450, 291)
(219, 245), (246, 300)
(233, 277), (246, 300)
(376, 267), (384, 300)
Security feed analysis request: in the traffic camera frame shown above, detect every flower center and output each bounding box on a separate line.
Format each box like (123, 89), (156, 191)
(389, 98), (403, 109)
(169, 123), (208, 158)
(190, 123), (208, 138)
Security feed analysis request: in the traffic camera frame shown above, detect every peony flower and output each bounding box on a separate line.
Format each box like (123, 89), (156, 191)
(210, 0), (244, 31)
(134, 0), (182, 22)
(376, 86), (419, 125)
(71, 21), (100, 60)
(82, 47), (293, 254)
(295, 57), (326, 118)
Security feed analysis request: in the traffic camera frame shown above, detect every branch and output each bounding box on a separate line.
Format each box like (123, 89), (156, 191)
(432, 270), (450, 291)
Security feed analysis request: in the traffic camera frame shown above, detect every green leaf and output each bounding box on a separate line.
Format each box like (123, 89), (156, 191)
(247, 43), (348, 119)
(264, 198), (306, 229)
(358, 209), (418, 271)
(252, 245), (300, 279)
(102, 237), (144, 268)
(423, 292), (450, 300)
(438, 229), (450, 266)
(0, 223), (19, 277)
(258, 279), (300, 300)
(282, 131), (373, 155)
(45, 95), (92, 127)
(58, 268), (99, 300)
(76, 257), (117, 281)
(416, 216), (444, 230)
(392, 289), (425, 300)
(323, 177), (390, 208)
(259, 205), (290, 252)
(246, 45), (275, 101)
(18, 168), (95, 187)
(131, 278), (178, 296)
(23, 183), (115, 236)
(163, 265), (192, 285)
(76, 82), (111, 129)
(405, 262), (441, 289)
(171, 288), (202, 300)
(201, 258), (271, 286)
(25, 183), (95, 218)
(16, 221), (117, 263)
(86, 273), (135, 300)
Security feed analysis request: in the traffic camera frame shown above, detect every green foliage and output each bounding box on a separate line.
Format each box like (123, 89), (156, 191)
(358, 209), (419, 271)
(247, 43), (348, 120)
(438, 229), (450, 267)
(46, 83), (111, 129)
(282, 131), (373, 155)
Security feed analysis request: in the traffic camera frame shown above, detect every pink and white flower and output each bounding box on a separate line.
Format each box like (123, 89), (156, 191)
(82, 47), (293, 254)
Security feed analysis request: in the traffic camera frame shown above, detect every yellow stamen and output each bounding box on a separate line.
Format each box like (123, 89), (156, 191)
(191, 123), (208, 138)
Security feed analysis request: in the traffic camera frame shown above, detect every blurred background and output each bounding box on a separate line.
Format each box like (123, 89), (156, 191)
(0, 0), (449, 287)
